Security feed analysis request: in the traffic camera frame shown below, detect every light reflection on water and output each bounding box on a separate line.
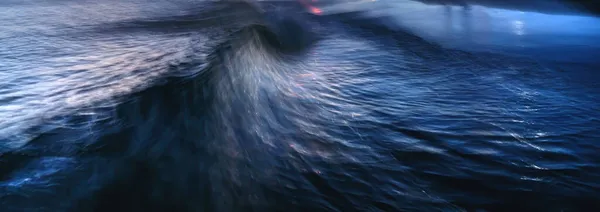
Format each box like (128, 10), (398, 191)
(356, 0), (600, 62)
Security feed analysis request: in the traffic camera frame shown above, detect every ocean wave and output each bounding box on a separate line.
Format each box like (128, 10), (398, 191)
(2, 1), (600, 211)
(1, 10), (353, 210)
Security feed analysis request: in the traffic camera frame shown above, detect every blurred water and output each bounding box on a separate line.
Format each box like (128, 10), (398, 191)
(1, 0), (599, 211)
(317, 0), (600, 62)
(377, 1), (600, 63)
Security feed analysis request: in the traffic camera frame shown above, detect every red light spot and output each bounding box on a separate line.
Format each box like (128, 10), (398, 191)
(298, 0), (322, 15)
(310, 7), (322, 15)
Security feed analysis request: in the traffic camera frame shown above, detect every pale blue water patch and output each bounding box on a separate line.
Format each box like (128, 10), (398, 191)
(365, 0), (600, 63)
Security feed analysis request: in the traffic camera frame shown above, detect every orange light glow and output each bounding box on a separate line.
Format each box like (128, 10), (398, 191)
(310, 6), (322, 15)
(298, 0), (323, 15)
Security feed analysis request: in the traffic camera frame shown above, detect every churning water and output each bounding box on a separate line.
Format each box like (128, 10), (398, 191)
(1, 0), (599, 211)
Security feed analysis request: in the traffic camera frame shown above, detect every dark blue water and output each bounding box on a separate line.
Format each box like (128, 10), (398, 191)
(1, 0), (599, 211)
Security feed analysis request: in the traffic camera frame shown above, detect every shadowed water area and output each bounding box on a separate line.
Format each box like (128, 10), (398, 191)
(1, 0), (599, 211)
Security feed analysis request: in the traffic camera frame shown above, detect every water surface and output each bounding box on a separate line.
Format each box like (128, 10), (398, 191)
(1, 0), (599, 211)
